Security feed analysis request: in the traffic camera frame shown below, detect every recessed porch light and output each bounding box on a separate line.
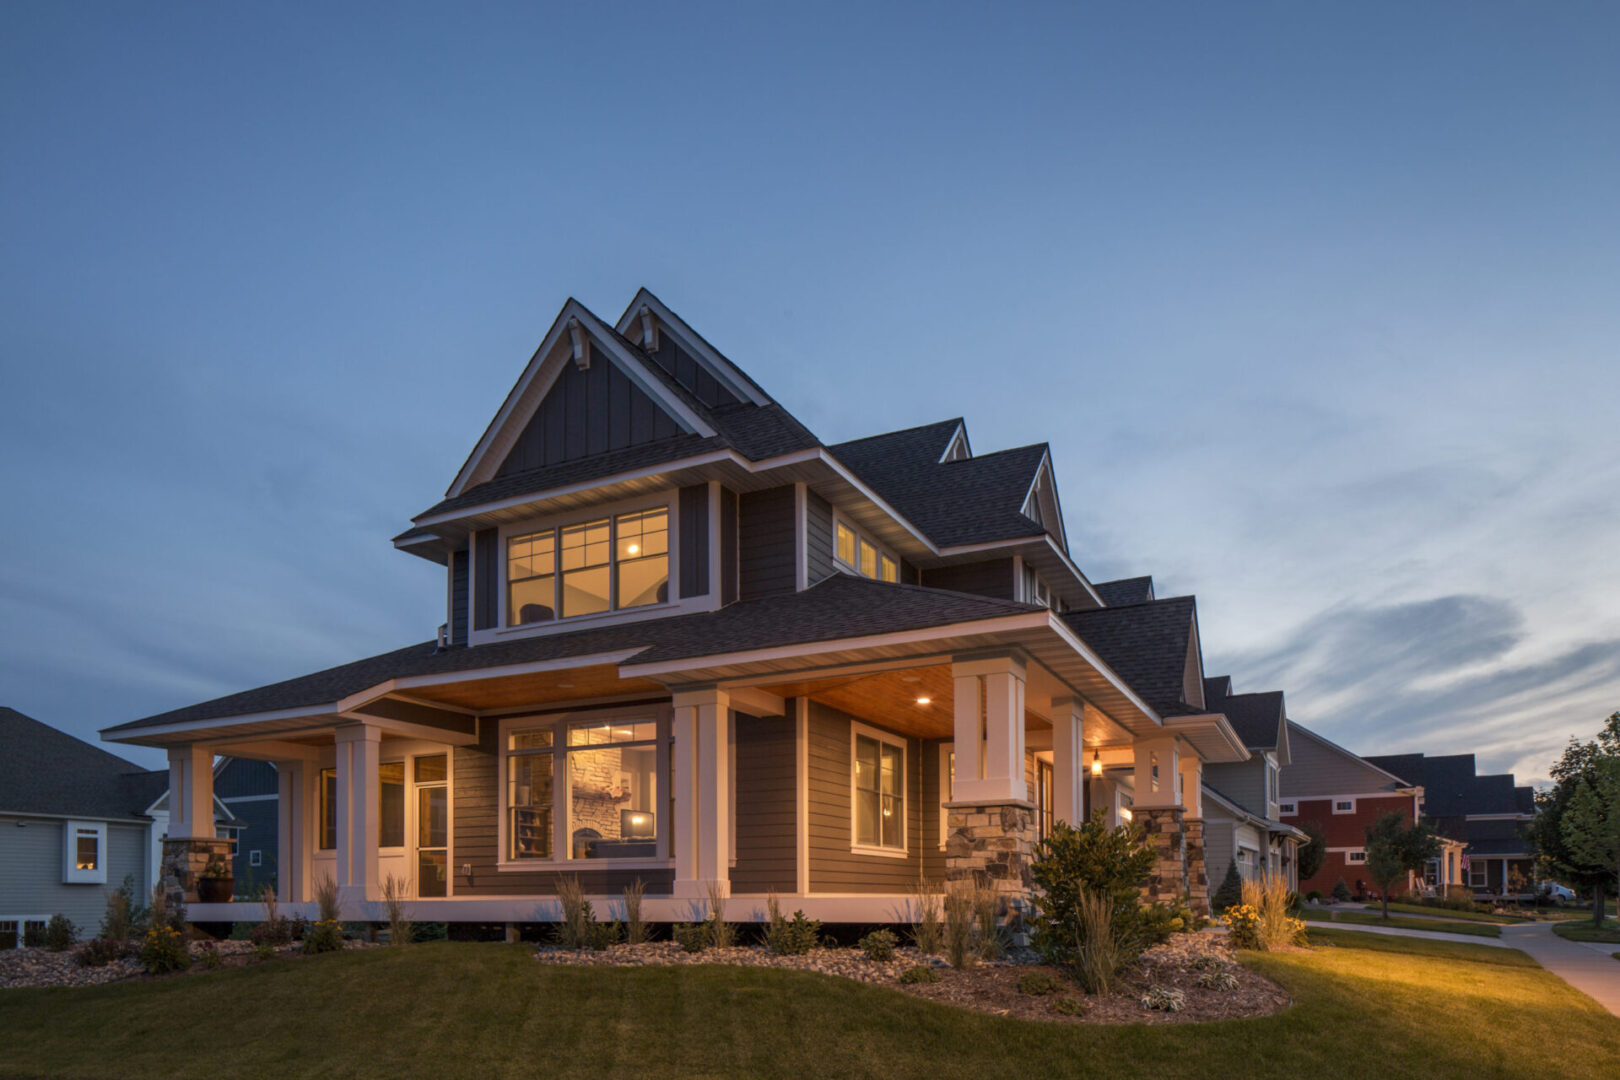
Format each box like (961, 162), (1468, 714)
(915, 696), (931, 705)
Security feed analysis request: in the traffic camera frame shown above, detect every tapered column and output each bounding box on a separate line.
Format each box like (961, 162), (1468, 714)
(1050, 697), (1085, 827)
(672, 687), (731, 899)
(274, 760), (306, 903)
(334, 724), (382, 906)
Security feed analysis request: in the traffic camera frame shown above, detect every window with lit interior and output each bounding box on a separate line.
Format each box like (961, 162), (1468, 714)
(853, 730), (904, 851)
(507, 507), (669, 626)
(835, 520), (897, 583)
(503, 715), (662, 862)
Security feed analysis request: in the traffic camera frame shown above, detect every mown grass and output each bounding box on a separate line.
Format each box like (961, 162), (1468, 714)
(1379, 901), (1533, 924)
(1554, 919), (1620, 944)
(1299, 907), (1500, 938)
(1, 937), (1617, 1080)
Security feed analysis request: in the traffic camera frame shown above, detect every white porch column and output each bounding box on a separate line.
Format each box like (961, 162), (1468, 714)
(1050, 697), (1085, 827)
(1178, 755), (1203, 819)
(672, 687), (731, 899)
(166, 744), (214, 838)
(1131, 735), (1180, 808)
(950, 653), (1027, 804)
(273, 760), (306, 903)
(334, 724), (382, 905)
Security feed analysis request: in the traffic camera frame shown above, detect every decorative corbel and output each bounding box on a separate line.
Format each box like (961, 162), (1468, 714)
(567, 316), (590, 370)
(638, 305), (659, 352)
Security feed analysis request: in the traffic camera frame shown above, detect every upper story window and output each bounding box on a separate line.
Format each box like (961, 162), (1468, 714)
(508, 507), (669, 625)
(835, 520), (897, 583)
(63, 821), (107, 884)
(1019, 564), (1064, 611)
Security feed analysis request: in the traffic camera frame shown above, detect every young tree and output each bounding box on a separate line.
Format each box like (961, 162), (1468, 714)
(1365, 811), (1441, 921)
(1211, 859), (1244, 912)
(1297, 821), (1327, 884)
(1532, 711), (1620, 927)
(1563, 755), (1620, 924)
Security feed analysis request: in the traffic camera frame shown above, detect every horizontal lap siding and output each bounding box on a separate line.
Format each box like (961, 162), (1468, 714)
(807, 703), (923, 894)
(738, 486), (797, 600)
(732, 713), (797, 894)
(452, 721), (673, 897)
(0, 820), (149, 930)
(920, 741), (946, 882)
(806, 492), (835, 584)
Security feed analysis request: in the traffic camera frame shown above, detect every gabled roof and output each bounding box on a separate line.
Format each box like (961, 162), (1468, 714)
(1366, 753), (1478, 817)
(106, 578), (1044, 735)
(829, 426), (1055, 549)
(1203, 681), (1287, 753)
(1201, 783), (1310, 842)
(1060, 596), (1199, 716)
(0, 707), (164, 820)
(1094, 576), (1155, 607)
(1281, 720), (1413, 797)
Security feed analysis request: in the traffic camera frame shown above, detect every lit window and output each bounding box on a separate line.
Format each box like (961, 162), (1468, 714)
(880, 555), (898, 583)
(854, 732), (904, 851)
(75, 832), (98, 871)
(319, 768), (337, 851)
(502, 716), (664, 863)
(379, 761), (405, 848)
(836, 522), (857, 565)
(507, 508), (671, 626)
(507, 729), (554, 861)
(835, 518), (900, 583)
(62, 821), (107, 884)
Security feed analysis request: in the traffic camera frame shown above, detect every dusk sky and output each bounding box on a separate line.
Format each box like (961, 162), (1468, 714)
(3, 3), (1616, 782)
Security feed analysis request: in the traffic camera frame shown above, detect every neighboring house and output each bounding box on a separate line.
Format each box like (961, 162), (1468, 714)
(1200, 677), (1308, 890)
(0, 708), (167, 946)
(1364, 752), (1537, 898)
(101, 289), (1269, 926)
(214, 758), (280, 895)
(1277, 722), (1465, 898)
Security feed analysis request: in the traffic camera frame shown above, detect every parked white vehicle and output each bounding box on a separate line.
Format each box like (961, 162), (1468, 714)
(1542, 883), (1577, 903)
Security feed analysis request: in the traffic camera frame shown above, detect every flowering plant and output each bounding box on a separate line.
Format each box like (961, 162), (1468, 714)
(141, 924), (191, 974)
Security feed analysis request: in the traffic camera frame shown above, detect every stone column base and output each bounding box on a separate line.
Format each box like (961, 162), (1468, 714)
(161, 837), (234, 908)
(1134, 806), (1187, 906)
(944, 800), (1035, 943)
(1183, 817), (1209, 916)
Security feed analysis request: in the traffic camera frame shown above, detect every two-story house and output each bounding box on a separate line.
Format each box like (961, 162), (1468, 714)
(101, 290), (1257, 929)
(1198, 678), (1308, 890)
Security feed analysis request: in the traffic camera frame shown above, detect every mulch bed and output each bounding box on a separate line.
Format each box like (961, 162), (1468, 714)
(535, 932), (1292, 1024)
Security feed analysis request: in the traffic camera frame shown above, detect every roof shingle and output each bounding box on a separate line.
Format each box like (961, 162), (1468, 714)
(1061, 597), (1197, 716)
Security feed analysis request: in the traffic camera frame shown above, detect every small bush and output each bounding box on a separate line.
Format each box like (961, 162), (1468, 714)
(1331, 878), (1353, 903)
(672, 922), (708, 953)
(765, 904), (821, 956)
(1189, 952), (1224, 972)
(141, 925), (190, 974)
(1072, 887), (1126, 995)
(252, 941), (275, 962)
(588, 920), (623, 951)
(899, 964), (940, 985)
(198, 941), (223, 970)
(1212, 860), (1245, 912)
(623, 879), (647, 945)
(22, 922), (46, 948)
(301, 919), (344, 954)
(1052, 995), (1086, 1016)
(1305, 889), (1323, 903)
(44, 914), (78, 952)
(1223, 875), (1306, 950)
(250, 915), (295, 949)
(859, 929), (899, 962)
(1017, 969), (1065, 996)
(973, 883), (1007, 961)
(1139, 986), (1185, 1013)
(910, 882), (944, 956)
(74, 937), (134, 968)
(1138, 902), (1188, 945)
(101, 876), (147, 941)
(313, 873), (341, 923)
(1196, 969), (1238, 991)
(412, 922), (448, 943)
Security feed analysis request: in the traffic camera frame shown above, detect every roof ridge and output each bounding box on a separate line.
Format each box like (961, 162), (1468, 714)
(829, 417), (963, 449)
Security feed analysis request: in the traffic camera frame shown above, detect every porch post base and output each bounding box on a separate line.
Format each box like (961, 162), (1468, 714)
(944, 799), (1036, 945)
(161, 837), (234, 908)
(1183, 818), (1209, 916)
(1134, 806), (1187, 906)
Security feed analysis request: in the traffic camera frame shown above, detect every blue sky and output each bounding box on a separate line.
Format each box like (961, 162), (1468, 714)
(3, 2), (1617, 781)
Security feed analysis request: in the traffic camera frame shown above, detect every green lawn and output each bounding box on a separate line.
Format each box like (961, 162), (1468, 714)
(1299, 907), (1501, 938)
(1554, 919), (1620, 944)
(3, 939), (1619, 1080)
(1379, 902), (1533, 924)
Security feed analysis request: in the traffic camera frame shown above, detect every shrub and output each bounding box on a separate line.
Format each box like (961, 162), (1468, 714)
(1331, 878), (1353, 903)
(1017, 969), (1065, 996)
(1030, 812), (1155, 975)
(910, 882), (944, 956)
(1139, 900), (1193, 945)
(1196, 969), (1238, 991)
(588, 921), (623, 951)
(198, 941), (223, 969)
(1070, 887), (1127, 994)
(1052, 995), (1086, 1016)
(100, 879), (135, 943)
(1189, 952), (1224, 972)
(899, 964), (940, 984)
(766, 910), (821, 956)
(301, 919), (344, 954)
(252, 941), (275, 961)
(382, 873), (413, 947)
(1212, 860), (1245, 912)
(623, 879), (647, 945)
(22, 922), (46, 948)
(1305, 890), (1323, 903)
(859, 928), (899, 962)
(141, 924), (190, 974)
(672, 922), (708, 953)
(74, 937), (134, 968)
(44, 914), (77, 952)
(1223, 876), (1307, 950)
(974, 883), (1008, 961)
(1140, 986), (1185, 1012)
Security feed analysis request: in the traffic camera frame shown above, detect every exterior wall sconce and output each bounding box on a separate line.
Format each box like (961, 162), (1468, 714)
(1091, 749), (1102, 777)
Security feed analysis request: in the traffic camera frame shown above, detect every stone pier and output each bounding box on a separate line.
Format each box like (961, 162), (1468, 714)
(1135, 806), (1187, 906)
(944, 800), (1036, 941)
(160, 836), (234, 908)
(1184, 818), (1209, 915)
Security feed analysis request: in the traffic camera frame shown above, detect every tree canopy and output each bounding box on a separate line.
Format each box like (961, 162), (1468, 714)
(1365, 810), (1441, 920)
(1531, 710), (1620, 926)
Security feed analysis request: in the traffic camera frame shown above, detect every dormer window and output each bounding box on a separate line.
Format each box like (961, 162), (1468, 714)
(507, 507), (669, 625)
(835, 519), (897, 583)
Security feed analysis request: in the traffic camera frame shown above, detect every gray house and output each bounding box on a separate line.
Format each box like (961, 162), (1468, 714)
(1199, 678), (1307, 889)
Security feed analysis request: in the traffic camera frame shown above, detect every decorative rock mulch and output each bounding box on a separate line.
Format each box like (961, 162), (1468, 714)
(0, 938), (373, 990)
(535, 933), (1291, 1025)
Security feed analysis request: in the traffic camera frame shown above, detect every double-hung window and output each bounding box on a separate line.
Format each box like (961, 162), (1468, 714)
(507, 507), (669, 626)
(852, 727), (904, 853)
(835, 520), (897, 583)
(506, 729), (555, 861)
(63, 821), (106, 884)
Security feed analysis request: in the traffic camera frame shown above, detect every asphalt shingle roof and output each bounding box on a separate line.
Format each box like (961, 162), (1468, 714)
(108, 577), (1044, 735)
(1, 707), (165, 819)
(1060, 597), (1198, 716)
(1094, 577), (1155, 607)
(1203, 686), (1286, 751)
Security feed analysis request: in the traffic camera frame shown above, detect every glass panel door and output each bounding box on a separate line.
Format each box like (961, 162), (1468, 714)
(415, 754), (448, 898)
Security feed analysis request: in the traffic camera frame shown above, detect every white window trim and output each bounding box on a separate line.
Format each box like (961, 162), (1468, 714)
(832, 512), (899, 584)
(474, 490), (705, 646)
(849, 720), (908, 858)
(939, 740), (954, 849)
(1277, 800), (1297, 816)
(495, 707), (674, 872)
(1332, 799), (1357, 815)
(249, 849), (262, 867)
(62, 820), (107, 885)
(1346, 849), (1367, 864)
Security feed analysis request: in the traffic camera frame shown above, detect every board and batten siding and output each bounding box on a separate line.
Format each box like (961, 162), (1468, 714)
(678, 484), (710, 599)
(732, 712), (797, 893)
(805, 490), (835, 585)
(738, 486), (797, 601)
(719, 487), (739, 605)
(806, 703), (924, 895)
(919, 558), (1016, 600)
(494, 349), (683, 476)
(472, 528), (498, 631)
(449, 548), (469, 644)
(451, 715), (675, 897)
(0, 819), (149, 929)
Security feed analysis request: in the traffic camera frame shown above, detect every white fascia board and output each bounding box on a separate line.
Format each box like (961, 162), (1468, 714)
(1017, 450), (1069, 554)
(938, 421), (970, 462)
(571, 305), (714, 435)
(614, 288), (770, 406)
(618, 612), (1054, 680)
(1043, 613), (1163, 728)
(101, 705), (340, 744)
(1163, 713), (1251, 763)
(381, 649), (650, 693)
